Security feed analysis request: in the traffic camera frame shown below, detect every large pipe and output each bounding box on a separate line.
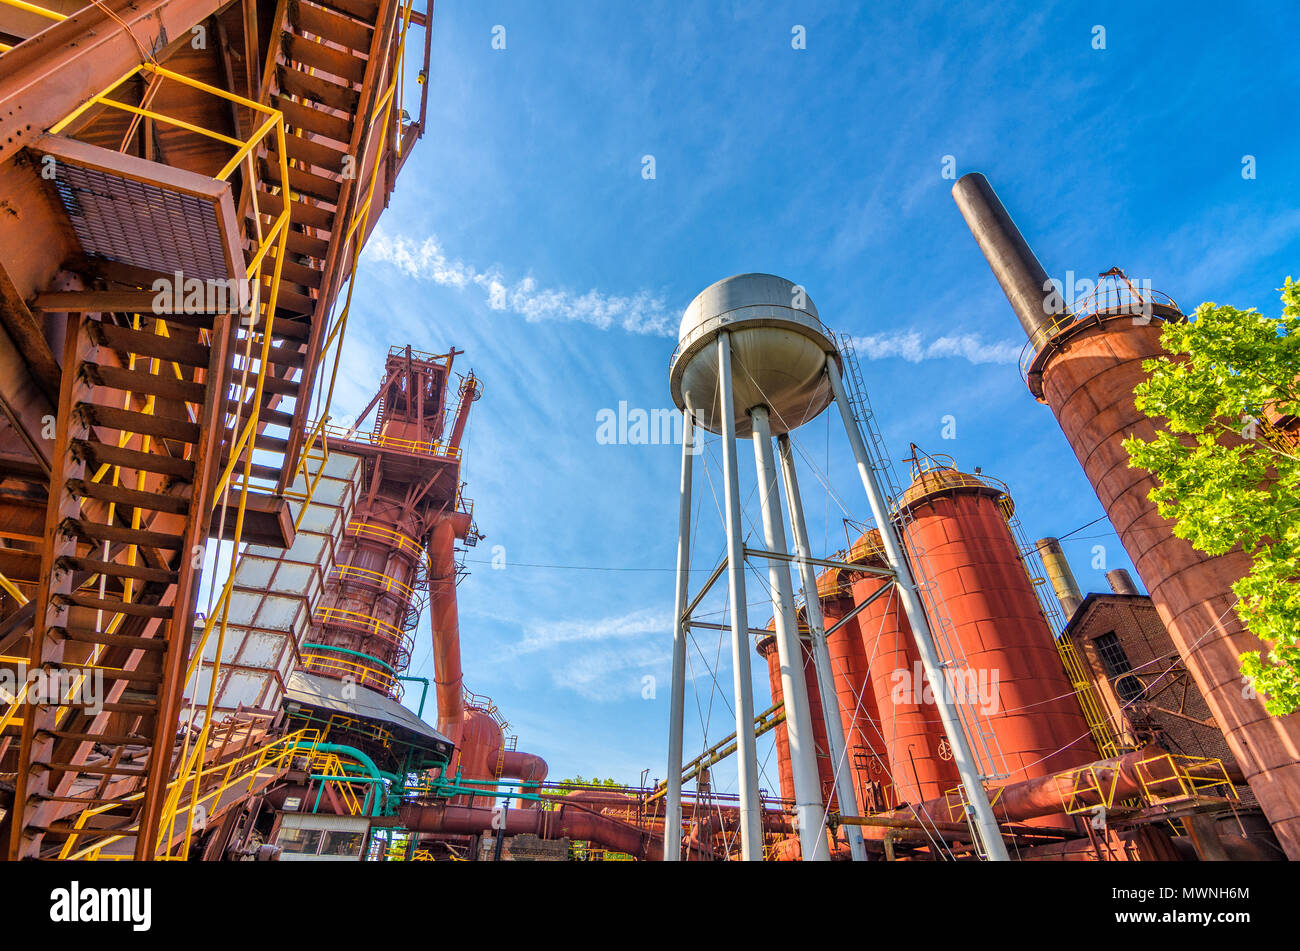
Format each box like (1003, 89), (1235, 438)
(429, 519), (465, 757)
(665, 408), (693, 860)
(750, 405), (828, 861)
(498, 752), (548, 783)
(398, 800), (673, 861)
(716, 332), (764, 859)
(951, 172), (1063, 342)
(1038, 536), (1084, 618)
(826, 360), (1010, 861)
(447, 373), (480, 450)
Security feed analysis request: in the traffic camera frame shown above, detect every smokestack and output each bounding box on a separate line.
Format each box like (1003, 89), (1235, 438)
(1037, 537), (1083, 619)
(1107, 569), (1139, 595)
(951, 173), (1064, 342)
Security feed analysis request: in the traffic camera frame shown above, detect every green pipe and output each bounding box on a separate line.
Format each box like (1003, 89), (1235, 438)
(396, 675), (430, 717)
(302, 642), (397, 673)
(296, 741), (391, 817)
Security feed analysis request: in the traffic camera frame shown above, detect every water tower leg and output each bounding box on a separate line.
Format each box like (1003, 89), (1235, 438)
(750, 405), (830, 861)
(664, 408), (693, 862)
(715, 332), (764, 860)
(776, 432), (868, 862)
(824, 360), (1011, 862)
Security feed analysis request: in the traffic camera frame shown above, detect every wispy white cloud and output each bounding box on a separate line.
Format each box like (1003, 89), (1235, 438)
(851, 331), (1021, 365)
(552, 645), (670, 702)
(364, 230), (676, 337)
(502, 607), (670, 658)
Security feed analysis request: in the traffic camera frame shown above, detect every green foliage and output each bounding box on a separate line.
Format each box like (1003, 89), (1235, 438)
(1123, 277), (1300, 714)
(557, 775), (621, 788)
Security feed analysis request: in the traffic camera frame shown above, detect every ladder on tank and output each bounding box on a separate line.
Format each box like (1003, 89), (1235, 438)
(837, 334), (1009, 858)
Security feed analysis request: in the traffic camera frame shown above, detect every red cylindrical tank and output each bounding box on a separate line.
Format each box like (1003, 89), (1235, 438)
(757, 634), (794, 802)
(816, 570), (893, 814)
(896, 461), (1099, 796)
(756, 627), (835, 806)
(1033, 312), (1300, 857)
(848, 531), (959, 806)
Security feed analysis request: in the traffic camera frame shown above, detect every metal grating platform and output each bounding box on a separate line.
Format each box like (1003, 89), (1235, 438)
(36, 133), (244, 284)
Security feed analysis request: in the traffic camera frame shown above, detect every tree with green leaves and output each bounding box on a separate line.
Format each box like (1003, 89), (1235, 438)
(1124, 277), (1300, 714)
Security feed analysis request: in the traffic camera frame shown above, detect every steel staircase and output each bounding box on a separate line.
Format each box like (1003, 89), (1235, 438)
(8, 311), (236, 859)
(246, 0), (399, 482)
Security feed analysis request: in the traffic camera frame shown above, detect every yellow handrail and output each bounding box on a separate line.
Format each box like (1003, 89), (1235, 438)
(318, 420), (463, 459)
(346, 520), (424, 558)
(60, 727), (324, 860)
(300, 652), (401, 698)
(330, 563), (417, 601)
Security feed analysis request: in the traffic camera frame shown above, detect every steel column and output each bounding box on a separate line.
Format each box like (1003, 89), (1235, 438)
(664, 408), (693, 861)
(716, 332), (763, 859)
(825, 359), (1010, 862)
(750, 405), (828, 861)
(776, 432), (867, 862)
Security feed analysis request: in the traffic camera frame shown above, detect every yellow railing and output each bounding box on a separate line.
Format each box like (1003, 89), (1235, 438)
(59, 727), (325, 860)
(31, 0), (426, 861)
(301, 652), (401, 699)
(346, 520), (424, 559)
(1057, 762), (1123, 816)
(1135, 753), (1237, 806)
(330, 563), (417, 602)
(0, 569), (29, 605)
(318, 420), (463, 459)
(311, 751), (366, 816)
(49, 59), (298, 860)
(313, 604), (412, 656)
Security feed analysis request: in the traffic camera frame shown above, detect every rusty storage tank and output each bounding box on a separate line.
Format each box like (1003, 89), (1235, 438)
(953, 172), (1300, 858)
(847, 531), (959, 806)
(814, 566), (894, 814)
(757, 627), (835, 806)
(895, 455), (1099, 796)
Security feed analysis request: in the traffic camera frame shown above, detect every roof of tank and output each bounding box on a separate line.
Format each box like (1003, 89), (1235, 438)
(679, 273), (820, 340)
(677, 272), (828, 346)
(895, 460), (1014, 516)
(284, 670), (454, 761)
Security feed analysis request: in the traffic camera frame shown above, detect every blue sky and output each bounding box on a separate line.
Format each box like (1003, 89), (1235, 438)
(322, 0), (1300, 791)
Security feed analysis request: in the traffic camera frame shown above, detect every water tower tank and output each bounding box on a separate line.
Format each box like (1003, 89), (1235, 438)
(670, 273), (841, 436)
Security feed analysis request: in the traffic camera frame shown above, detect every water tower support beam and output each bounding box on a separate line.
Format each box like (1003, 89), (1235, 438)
(716, 332), (764, 860)
(777, 432), (867, 862)
(664, 408), (694, 861)
(750, 405), (829, 861)
(824, 360), (1011, 862)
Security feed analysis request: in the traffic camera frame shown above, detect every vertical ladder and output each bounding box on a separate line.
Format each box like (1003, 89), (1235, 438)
(837, 335), (1008, 858)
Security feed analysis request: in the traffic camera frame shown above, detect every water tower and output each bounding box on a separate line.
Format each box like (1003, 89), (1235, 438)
(664, 273), (1009, 862)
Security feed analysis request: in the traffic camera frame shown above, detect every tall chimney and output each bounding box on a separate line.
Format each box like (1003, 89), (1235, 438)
(1037, 537), (1083, 619)
(1106, 569), (1139, 595)
(951, 172), (1064, 342)
(955, 173), (1300, 859)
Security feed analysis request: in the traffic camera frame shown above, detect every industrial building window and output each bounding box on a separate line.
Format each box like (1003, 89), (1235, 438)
(1094, 632), (1132, 676)
(1094, 632), (1145, 704)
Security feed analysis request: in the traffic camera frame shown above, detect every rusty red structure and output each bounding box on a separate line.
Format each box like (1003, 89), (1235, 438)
(304, 345), (477, 717)
(846, 532), (958, 807)
(953, 171), (1300, 859)
(895, 454), (1099, 789)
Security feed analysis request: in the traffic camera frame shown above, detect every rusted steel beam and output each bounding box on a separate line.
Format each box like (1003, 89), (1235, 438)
(0, 0), (231, 165)
(0, 263), (59, 402)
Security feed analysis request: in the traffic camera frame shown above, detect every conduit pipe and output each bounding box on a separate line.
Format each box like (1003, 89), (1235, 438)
(398, 800), (715, 861)
(499, 750), (549, 810)
(429, 519), (464, 757)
